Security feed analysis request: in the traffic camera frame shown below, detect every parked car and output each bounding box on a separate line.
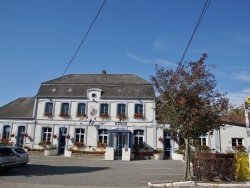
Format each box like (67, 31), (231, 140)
(0, 146), (18, 172)
(9, 147), (29, 166)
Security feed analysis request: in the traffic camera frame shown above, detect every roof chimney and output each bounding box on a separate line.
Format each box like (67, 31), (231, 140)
(102, 70), (106, 74)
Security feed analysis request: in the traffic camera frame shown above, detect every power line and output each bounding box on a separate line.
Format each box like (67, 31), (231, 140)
(179, 0), (211, 63)
(61, 0), (107, 77)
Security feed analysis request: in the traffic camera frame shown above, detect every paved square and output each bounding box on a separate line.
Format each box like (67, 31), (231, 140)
(0, 155), (185, 187)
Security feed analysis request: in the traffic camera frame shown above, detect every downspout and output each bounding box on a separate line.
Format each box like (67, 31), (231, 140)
(152, 98), (157, 149)
(219, 128), (221, 153)
(31, 97), (38, 149)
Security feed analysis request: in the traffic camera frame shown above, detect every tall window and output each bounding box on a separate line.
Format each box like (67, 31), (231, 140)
(77, 103), (86, 116)
(44, 102), (53, 116)
(42, 127), (52, 141)
(3, 125), (10, 139)
(232, 138), (243, 147)
(199, 133), (207, 145)
(117, 104), (126, 114)
(60, 103), (70, 117)
(61, 103), (69, 114)
(135, 104), (143, 114)
(98, 129), (108, 143)
(100, 104), (109, 114)
(133, 130), (144, 145)
(75, 128), (85, 143)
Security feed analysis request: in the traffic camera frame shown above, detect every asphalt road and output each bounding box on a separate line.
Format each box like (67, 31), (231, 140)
(0, 155), (186, 188)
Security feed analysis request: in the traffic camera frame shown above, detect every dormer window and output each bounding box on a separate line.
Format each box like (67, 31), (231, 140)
(86, 88), (102, 100)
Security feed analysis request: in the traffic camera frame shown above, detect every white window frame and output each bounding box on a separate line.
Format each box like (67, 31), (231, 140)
(42, 127), (52, 141)
(117, 103), (126, 115)
(2, 125), (11, 139)
(134, 103), (144, 117)
(75, 128), (85, 143)
(133, 130), (144, 145)
(77, 102), (86, 116)
(232, 138), (243, 148)
(100, 103), (110, 115)
(98, 129), (108, 144)
(44, 102), (54, 114)
(199, 133), (207, 145)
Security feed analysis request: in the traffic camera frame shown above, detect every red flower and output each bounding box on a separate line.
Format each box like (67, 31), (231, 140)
(134, 113), (144, 119)
(66, 134), (70, 139)
(22, 133), (29, 137)
(158, 137), (163, 142)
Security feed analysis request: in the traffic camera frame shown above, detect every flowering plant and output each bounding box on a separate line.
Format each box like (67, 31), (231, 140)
(65, 134), (71, 139)
(99, 113), (109, 119)
(133, 113), (144, 119)
(158, 137), (163, 142)
(116, 113), (126, 120)
(59, 112), (70, 118)
(73, 142), (85, 148)
(44, 111), (52, 117)
(38, 140), (56, 150)
(77, 113), (86, 117)
(22, 133), (29, 137)
(97, 142), (107, 149)
(234, 145), (246, 152)
(53, 134), (57, 139)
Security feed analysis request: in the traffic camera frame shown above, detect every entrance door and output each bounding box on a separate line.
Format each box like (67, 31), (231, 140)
(17, 126), (25, 147)
(59, 127), (67, 154)
(115, 133), (123, 160)
(164, 133), (172, 158)
(108, 130), (130, 160)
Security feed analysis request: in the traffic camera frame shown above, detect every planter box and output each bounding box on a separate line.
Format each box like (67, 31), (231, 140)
(172, 153), (184, 160)
(44, 149), (57, 156)
(64, 150), (72, 157)
(154, 153), (163, 160)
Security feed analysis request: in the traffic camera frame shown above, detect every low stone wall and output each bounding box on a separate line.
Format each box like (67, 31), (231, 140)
(72, 153), (105, 159)
(134, 155), (154, 160)
(28, 150), (44, 156)
(27, 151), (155, 160)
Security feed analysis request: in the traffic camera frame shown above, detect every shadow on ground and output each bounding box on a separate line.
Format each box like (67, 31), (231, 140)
(0, 164), (110, 177)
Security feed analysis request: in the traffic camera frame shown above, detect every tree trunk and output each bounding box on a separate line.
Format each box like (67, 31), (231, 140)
(184, 136), (191, 180)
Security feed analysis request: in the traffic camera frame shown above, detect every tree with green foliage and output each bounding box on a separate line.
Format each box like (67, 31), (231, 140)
(150, 54), (229, 180)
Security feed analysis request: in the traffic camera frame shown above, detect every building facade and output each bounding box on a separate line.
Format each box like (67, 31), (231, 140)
(0, 71), (165, 160)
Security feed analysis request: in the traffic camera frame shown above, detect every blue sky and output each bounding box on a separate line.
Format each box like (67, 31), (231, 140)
(0, 0), (249, 107)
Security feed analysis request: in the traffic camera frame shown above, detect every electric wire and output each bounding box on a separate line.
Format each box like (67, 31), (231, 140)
(179, 0), (211, 63)
(61, 0), (107, 77)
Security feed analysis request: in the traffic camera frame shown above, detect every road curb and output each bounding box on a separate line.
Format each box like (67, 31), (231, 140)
(148, 181), (250, 187)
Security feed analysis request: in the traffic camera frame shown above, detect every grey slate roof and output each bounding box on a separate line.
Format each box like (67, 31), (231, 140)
(0, 97), (35, 119)
(36, 74), (155, 99)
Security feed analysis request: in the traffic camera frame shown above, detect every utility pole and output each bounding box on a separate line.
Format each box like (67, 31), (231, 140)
(245, 97), (250, 168)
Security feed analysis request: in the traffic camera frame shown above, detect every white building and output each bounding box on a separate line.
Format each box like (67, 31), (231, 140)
(200, 123), (248, 153)
(0, 71), (247, 160)
(0, 71), (165, 160)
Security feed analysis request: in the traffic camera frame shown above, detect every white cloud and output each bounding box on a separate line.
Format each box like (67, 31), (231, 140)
(232, 71), (250, 82)
(153, 38), (168, 51)
(227, 88), (250, 106)
(126, 51), (175, 67)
